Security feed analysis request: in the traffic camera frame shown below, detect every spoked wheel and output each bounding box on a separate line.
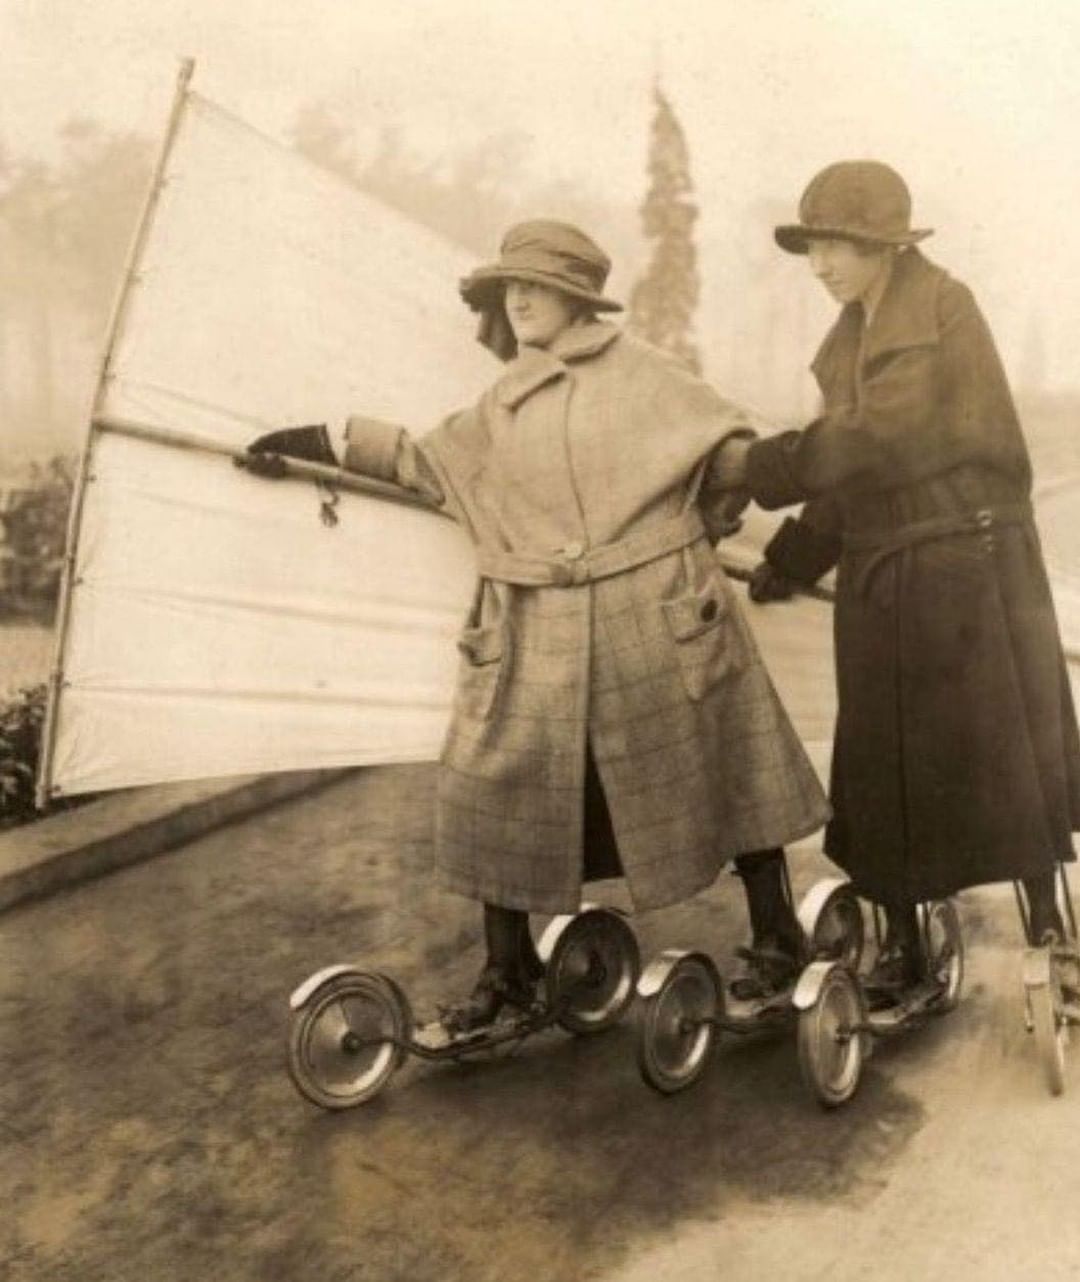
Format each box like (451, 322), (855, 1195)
(544, 908), (640, 1035)
(797, 964), (866, 1108)
(799, 879), (865, 972)
(1025, 946), (1068, 1097)
(636, 952), (723, 1095)
(288, 971), (412, 1110)
(924, 900), (964, 1013)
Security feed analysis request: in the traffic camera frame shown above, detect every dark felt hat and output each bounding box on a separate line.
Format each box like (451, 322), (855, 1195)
(775, 161), (933, 254)
(460, 220), (623, 313)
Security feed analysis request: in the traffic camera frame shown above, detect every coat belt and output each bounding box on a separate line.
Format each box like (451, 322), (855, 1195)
(476, 510), (707, 587)
(844, 501), (1033, 596)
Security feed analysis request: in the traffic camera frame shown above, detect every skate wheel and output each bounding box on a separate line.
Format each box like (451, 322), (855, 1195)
(544, 908), (640, 1035)
(636, 952), (722, 1094)
(924, 900), (964, 1012)
(799, 878), (865, 971)
(797, 963), (865, 1108)
(1025, 947), (1068, 1096)
(288, 970), (411, 1110)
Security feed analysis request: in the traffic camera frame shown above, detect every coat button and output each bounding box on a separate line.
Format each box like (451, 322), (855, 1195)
(700, 598), (719, 623)
(559, 540), (585, 560)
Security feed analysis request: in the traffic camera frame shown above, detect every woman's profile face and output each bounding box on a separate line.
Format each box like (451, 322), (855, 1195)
(504, 279), (579, 349)
(806, 238), (893, 308)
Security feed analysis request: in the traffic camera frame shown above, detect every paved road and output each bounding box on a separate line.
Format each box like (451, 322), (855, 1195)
(2, 768), (1078, 1282)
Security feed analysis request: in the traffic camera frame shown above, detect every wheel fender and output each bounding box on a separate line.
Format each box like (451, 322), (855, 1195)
(537, 914), (577, 965)
(792, 959), (843, 1012)
(637, 948), (709, 999)
(288, 964), (363, 1011)
(536, 903), (631, 965)
(796, 877), (856, 945)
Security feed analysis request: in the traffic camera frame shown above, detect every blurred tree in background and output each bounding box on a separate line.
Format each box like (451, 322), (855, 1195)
(0, 124), (153, 462)
(292, 106), (629, 264)
(0, 456), (75, 620)
(627, 86), (702, 375)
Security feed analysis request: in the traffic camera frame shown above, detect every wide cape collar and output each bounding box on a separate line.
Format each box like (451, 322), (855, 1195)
(811, 248), (945, 382)
(495, 321), (621, 409)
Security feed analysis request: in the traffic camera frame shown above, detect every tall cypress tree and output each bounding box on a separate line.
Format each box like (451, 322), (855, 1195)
(629, 86), (702, 375)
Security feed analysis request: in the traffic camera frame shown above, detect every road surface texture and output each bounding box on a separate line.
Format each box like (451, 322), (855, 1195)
(2, 767), (1078, 1282)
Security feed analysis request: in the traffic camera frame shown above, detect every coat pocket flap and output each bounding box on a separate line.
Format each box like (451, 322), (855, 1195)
(457, 624), (504, 665)
(661, 578), (728, 642)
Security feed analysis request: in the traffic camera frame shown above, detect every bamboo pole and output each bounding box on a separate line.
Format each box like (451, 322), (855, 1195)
(92, 413), (444, 515)
(37, 58), (197, 805)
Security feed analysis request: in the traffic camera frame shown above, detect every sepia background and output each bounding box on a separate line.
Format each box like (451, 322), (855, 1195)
(2, 4), (1080, 1279)
(4, 0), (1080, 457)
(4, 0), (1079, 697)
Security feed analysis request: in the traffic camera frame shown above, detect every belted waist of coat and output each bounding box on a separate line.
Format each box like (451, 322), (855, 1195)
(843, 501), (1034, 596)
(476, 509), (707, 587)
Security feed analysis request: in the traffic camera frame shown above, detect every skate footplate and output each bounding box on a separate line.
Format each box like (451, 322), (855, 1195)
(415, 1004), (542, 1052)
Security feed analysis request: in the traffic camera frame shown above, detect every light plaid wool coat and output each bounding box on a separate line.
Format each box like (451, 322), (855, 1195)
(346, 322), (829, 914)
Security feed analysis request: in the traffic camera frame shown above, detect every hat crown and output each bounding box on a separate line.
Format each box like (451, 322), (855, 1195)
(499, 219), (612, 290)
(459, 219), (622, 341)
(799, 161), (914, 241)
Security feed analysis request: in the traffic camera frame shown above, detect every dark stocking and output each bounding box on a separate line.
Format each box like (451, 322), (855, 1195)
(442, 903), (542, 1033)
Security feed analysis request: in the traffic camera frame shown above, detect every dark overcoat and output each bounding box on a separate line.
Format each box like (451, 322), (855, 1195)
(747, 248), (1080, 903)
(346, 322), (829, 915)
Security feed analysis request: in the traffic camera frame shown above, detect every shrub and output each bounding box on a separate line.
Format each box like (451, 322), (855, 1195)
(0, 682), (89, 829)
(0, 684), (46, 827)
(0, 456), (75, 621)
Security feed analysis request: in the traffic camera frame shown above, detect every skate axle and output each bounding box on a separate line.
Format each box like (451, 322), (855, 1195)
(678, 1008), (791, 1037)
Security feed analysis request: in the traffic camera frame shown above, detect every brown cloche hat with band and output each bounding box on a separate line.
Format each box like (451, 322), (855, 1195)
(460, 219), (623, 314)
(775, 160), (933, 254)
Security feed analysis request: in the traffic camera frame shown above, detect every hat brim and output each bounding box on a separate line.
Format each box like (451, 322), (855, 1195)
(460, 266), (623, 313)
(774, 224), (934, 255)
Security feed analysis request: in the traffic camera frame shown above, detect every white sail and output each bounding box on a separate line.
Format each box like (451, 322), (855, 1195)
(42, 89), (490, 797)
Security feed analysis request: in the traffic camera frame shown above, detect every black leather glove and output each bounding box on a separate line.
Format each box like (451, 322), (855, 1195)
(239, 451), (288, 478)
(748, 561), (797, 603)
(236, 424), (337, 476)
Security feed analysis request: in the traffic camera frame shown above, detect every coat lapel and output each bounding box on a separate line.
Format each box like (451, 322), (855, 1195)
(495, 322), (620, 410)
(811, 249), (945, 392)
(861, 249), (943, 363)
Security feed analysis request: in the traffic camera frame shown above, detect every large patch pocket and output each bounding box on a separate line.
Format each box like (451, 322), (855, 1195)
(455, 623), (508, 721)
(661, 573), (744, 701)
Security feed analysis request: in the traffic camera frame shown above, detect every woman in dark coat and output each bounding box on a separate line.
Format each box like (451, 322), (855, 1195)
(719, 160), (1080, 987)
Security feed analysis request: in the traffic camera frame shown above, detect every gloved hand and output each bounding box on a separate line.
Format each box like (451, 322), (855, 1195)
(236, 424), (337, 476)
(239, 450), (288, 478)
(748, 561), (797, 603)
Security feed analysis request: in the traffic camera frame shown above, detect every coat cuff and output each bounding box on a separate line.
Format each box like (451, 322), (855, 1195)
(745, 433), (808, 510)
(765, 516), (842, 585)
(343, 416), (406, 481)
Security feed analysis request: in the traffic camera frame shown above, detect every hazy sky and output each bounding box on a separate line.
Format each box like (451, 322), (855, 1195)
(5, 0), (1080, 389)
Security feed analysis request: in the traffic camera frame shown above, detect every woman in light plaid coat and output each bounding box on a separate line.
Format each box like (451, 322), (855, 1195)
(262, 221), (830, 1029)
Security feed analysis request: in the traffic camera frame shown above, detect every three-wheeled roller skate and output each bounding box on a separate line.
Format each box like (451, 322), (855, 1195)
(1017, 865), (1080, 1096)
(635, 875), (865, 1095)
(794, 898), (964, 1107)
(286, 905), (640, 1110)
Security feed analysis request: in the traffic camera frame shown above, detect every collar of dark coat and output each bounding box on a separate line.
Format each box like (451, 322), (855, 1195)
(811, 248), (946, 381)
(494, 321), (621, 408)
